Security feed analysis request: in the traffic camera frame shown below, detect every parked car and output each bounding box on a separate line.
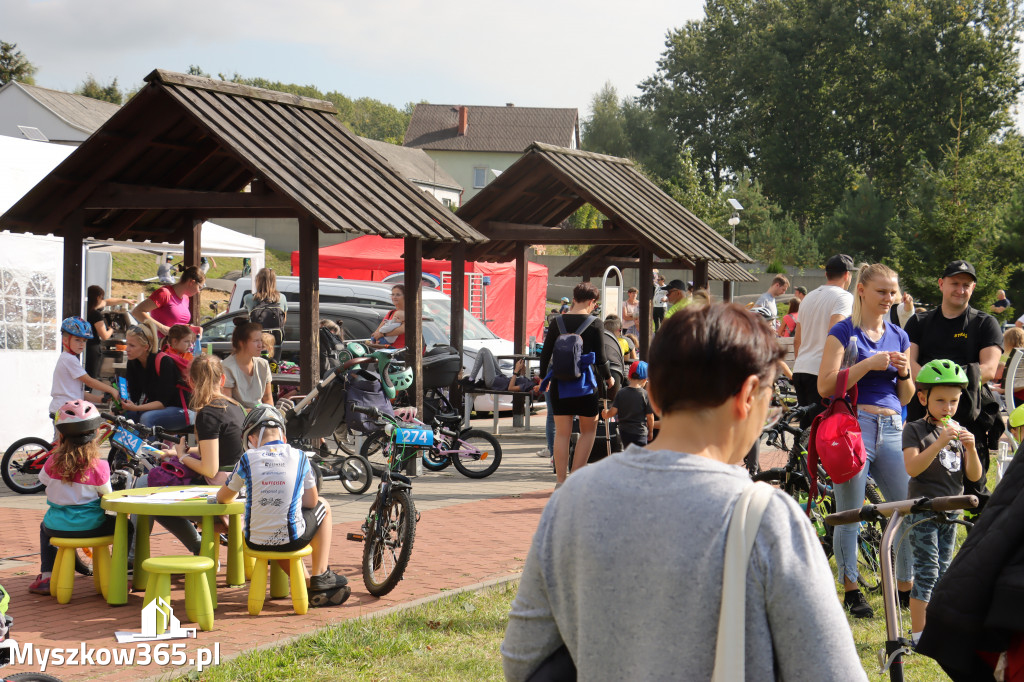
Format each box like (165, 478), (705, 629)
(227, 276), (518, 411)
(200, 302), (449, 364)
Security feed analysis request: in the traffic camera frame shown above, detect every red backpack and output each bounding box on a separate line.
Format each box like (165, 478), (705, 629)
(154, 350), (193, 425)
(806, 369), (866, 511)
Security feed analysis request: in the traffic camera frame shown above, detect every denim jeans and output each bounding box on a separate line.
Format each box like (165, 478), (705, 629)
(908, 512), (958, 602)
(123, 407), (192, 431)
(834, 413), (913, 583)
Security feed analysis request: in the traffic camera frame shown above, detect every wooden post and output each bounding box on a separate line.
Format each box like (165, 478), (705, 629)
(298, 217), (320, 394)
(183, 219), (202, 323)
(723, 280), (733, 302)
(638, 248), (653, 360)
(513, 243), (528, 426)
(404, 238), (424, 474)
(62, 217), (84, 320)
(450, 245), (466, 407)
(694, 260), (710, 291)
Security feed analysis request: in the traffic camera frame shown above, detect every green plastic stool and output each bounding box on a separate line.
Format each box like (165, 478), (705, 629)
(141, 556), (216, 633)
(49, 535), (114, 604)
(244, 545), (312, 615)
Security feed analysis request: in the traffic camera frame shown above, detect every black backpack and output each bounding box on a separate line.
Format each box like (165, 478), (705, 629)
(551, 315), (596, 381)
(249, 297), (286, 330)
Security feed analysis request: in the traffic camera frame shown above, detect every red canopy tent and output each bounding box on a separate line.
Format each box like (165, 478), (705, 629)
(291, 235), (548, 341)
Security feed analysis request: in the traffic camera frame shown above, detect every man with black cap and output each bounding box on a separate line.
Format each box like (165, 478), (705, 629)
(905, 259), (1003, 492)
(662, 279), (689, 321)
(791, 254), (856, 428)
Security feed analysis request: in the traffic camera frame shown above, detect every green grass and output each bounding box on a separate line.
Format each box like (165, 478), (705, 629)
(181, 583), (516, 682)
(110, 248), (293, 283)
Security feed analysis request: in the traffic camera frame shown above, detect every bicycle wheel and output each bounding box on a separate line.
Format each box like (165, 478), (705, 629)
(2, 437), (50, 494)
(5, 673), (67, 681)
(856, 520), (884, 592)
(359, 431), (391, 477)
(421, 445), (451, 472)
(362, 488), (416, 597)
(340, 454), (373, 495)
(450, 429), (502, 478)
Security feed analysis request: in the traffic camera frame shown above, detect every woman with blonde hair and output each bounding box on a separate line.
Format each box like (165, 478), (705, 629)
(817, 263), (915, 618)
(120, 320), (191, 429)
(174, 354), (245, 486)
(244, 268), (288, 357)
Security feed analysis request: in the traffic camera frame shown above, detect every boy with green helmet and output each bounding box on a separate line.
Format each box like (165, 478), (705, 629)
(902, 358), (983, 645)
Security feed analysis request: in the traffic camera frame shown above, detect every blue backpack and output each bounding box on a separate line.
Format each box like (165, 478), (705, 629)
(551, 315), (596, 381)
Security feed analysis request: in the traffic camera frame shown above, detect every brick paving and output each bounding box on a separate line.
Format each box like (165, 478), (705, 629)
(1, 417), (789, 681)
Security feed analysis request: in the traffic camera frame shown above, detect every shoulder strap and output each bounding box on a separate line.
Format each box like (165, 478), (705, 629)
(833, 368), (848, 398)
(555, 315), (568, 336)
(573, 315), (596, 335)
(712, 483), (774, 682)
(153, 351), (166, 377)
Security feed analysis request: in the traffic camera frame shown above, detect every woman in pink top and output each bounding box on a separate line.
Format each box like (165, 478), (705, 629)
(132, 266), (205, 337)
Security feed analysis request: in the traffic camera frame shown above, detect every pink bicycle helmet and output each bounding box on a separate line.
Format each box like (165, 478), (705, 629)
(54, 400), (102, 444)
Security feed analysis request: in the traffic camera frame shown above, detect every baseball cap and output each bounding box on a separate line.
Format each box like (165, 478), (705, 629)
(824, 254), (856, 273)
(795, 286), (807, 295)
(664, 279), (686, 292)
(628, 360), (648, 380)
(941, 260), (977, 281)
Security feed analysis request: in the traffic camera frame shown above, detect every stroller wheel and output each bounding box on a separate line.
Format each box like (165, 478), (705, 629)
(341, 454), (373, 495)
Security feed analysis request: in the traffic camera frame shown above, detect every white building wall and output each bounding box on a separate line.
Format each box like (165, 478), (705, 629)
(0, 86), (88, 144)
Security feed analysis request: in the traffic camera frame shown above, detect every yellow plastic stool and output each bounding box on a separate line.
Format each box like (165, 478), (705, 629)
(140, 556), (216, 633)
(49, 536), (114, 604)
(244, 545), (312, 615)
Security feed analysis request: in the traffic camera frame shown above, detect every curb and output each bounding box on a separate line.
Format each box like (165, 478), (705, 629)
(143, 572), (523, 681)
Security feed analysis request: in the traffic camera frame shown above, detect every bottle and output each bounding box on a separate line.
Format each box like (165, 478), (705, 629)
(840, 336), (858, 370)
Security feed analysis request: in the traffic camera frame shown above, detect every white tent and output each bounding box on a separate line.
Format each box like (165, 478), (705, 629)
(86, 223), (265, 274)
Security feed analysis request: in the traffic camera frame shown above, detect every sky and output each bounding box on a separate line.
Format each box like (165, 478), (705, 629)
(2, 0), (708, 120)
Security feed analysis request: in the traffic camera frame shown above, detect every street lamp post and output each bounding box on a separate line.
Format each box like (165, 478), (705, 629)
(727, 198), (744, 245)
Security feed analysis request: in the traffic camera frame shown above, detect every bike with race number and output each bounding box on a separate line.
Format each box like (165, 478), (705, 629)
(826, 494), (977, 682)
(346, 405), (419, 597)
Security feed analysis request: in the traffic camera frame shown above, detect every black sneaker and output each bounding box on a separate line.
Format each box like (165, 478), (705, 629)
(309, 568), (348, 592)
(844, 589), (874, 618)
(898, 590), (911, 609)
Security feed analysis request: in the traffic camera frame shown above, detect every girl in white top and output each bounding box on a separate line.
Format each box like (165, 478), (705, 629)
(221, 320), (272, 408)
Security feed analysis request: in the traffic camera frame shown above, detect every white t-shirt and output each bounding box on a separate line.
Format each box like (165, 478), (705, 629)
(50, 352), (87, 414)
(792, 284), (853, 375)
(755, 291), (778, 319)
(222, 354), (272, 408)
(653, 289), (668, 309)
(226, 442), (316, 546)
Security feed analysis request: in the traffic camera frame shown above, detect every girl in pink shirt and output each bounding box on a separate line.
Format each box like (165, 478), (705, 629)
(132, 266), (205, 337)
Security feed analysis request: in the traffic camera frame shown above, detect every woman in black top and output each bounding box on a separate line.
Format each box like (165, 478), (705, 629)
(539, 282), (613, 487)
(175, 354), (245, 484)
(84, 285), (132, 377)
(121, 321), (190, 429)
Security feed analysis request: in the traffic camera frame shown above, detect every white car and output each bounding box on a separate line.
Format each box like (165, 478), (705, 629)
(228, 276), (518, 411)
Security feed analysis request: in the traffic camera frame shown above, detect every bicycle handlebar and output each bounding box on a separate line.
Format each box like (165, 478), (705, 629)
(99, 412), (173, 442)
(825, 494), (979, 526)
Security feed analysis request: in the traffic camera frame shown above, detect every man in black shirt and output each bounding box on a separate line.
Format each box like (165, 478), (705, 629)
(906, 260), (1002, 491)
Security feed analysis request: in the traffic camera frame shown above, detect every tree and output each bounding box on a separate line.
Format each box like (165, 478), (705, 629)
(0, 41), (36, 85)
(819, 178), (894, 263)
(581, 83), (629, 158)
(75, 75), (122, 104)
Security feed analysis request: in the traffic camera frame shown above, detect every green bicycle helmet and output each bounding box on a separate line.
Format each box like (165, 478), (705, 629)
(388, 366), (414, 392)
(916, 359), (969, 387)
(1009, 404), (1024, 429)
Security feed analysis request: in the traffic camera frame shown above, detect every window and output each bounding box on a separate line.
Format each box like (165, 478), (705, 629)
(0, 269), (58, 350)
(473, 167), (487, 189)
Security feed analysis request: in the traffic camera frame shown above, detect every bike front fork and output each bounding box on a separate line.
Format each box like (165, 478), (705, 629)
(879, 511), (912, 682)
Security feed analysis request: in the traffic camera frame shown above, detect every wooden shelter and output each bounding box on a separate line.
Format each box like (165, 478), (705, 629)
(0, 69), (484, 399)
(430, 143), (753, 362)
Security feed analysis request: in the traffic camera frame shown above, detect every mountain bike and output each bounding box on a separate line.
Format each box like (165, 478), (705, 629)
(753, 404), (887, 591)
(826, 495), (977, 681)
(346, 405), (418, 597)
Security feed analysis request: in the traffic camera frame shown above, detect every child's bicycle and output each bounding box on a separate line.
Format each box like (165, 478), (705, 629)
(346, 405), (419, 597)
(826, 494), (978, 681)
(0, 584), (64, 681)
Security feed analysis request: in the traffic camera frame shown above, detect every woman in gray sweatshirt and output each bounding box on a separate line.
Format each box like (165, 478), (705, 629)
(502, 302), (866, 681)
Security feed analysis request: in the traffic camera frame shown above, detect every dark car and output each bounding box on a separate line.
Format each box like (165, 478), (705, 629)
(200, 302), (448, 363)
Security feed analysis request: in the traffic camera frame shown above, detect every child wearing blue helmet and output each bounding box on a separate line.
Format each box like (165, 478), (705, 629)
(601, 360), (654, 448)
(50, 317), (119, 416)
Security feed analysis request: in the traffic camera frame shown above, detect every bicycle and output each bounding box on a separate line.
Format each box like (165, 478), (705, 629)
(2, 412), (174, 494)
(346, 404), (418, 597)
(360, 387), (502, 479)
(753, 404), (887, 591)
(1, 584), (64, 681)
(826, 494), (977, 681)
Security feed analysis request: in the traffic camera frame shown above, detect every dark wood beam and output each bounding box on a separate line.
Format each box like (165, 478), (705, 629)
(639, 247), (653, 360)
(480, 222), (633, 244)
(513, 243), (529, 426)
(449, 245), (466, 404)
(84, 184), (294, 211)
(298, 216), (320, 393)
(723, 280), (733, 302)
(63, 217), (83, 320)
(694, 260), (710, 291)
(404, 237), (424, 475)
(184, 219), (202, 323)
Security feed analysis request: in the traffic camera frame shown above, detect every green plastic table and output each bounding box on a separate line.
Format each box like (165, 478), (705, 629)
(101, 486), (244, 607)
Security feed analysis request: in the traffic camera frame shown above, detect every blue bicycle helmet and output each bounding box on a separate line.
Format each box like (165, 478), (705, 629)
(60, 316), (93, 339)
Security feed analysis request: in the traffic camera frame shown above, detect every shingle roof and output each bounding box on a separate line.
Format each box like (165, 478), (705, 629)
(359, 137), (461, 191)
(0, 69), (484, 244)
(3, 81), (120, 134)
(403, 104), (578, 153)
